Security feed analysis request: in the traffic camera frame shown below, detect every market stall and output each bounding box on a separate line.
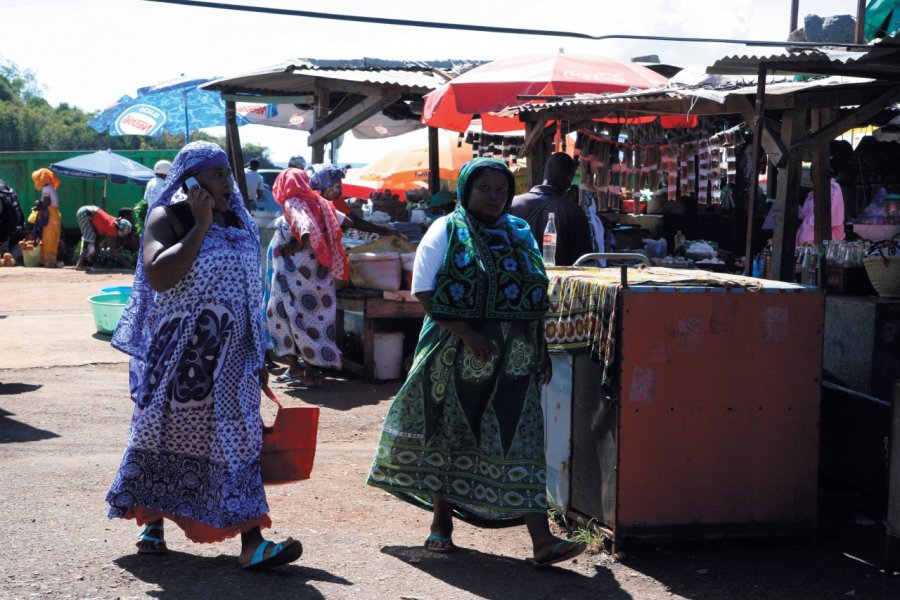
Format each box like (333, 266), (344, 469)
(540, 265), (824, 551)
(505, 37), (900, 553)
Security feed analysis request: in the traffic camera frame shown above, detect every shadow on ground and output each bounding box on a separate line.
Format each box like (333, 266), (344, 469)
(280, 372), (396, 411)
(615, 521), (899, 600)
(114, 551), (352, 599)
(0, 383), (42, 395)
(381, 544), (630, 600)
(0, 407), (59, 443)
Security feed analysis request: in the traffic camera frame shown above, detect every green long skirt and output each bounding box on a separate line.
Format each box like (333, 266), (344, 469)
(366, 317), (548, 527)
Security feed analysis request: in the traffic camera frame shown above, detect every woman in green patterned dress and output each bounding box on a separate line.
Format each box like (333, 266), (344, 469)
(367, 158), (585, 567)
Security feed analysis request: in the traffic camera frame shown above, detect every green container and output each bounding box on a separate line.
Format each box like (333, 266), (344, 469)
(87, 292), (130, 335)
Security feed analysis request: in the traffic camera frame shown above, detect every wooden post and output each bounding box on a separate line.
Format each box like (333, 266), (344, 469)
(311, 82), (330, 164)
(811, 108), (834, 247)
(427, 126), (440, 194)
(224, 100), (248, 207)
(525, 119), (548, 189)
(771, 109), (807, 281)
(743, 65), (768, 275)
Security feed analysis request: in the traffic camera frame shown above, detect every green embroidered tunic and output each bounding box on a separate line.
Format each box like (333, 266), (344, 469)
(367, 194), (551, 525)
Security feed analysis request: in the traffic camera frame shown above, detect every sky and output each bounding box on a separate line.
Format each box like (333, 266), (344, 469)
(2, 0), (857, 165)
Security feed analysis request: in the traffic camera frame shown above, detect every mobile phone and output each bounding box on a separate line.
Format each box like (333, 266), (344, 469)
(183, 176), (201, 193)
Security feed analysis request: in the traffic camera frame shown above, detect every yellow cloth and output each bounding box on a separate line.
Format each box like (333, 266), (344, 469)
(40, 206), (61, 267)
(31, 168), (60, 191)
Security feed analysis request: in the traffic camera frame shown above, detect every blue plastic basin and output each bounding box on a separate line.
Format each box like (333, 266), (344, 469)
(99, 285), (133, 295)
(87, 293), (130, 335)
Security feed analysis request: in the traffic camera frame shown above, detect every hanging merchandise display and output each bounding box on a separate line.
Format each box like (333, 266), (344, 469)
(573, 122), (748, 215)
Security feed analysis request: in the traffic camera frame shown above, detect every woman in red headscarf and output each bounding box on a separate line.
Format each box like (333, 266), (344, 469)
(31, 168), (62, 267)
(265, 168), (350, 386)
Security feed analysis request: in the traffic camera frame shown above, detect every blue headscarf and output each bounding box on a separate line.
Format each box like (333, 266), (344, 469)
(309, 163), (344, 192)
(112, 141), (259, 360)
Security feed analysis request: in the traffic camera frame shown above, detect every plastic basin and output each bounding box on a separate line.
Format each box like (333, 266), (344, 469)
(99, 285), (133, 295)
(22, 246), (41, 268)
(87, 293), (130, 335)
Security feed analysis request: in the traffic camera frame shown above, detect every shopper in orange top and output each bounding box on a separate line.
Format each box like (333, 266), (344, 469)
(30, 168), (63, 268)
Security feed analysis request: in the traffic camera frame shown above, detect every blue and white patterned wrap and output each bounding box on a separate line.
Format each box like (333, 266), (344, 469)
(106, 142), (270, 530)
(112, 141), (265, 369)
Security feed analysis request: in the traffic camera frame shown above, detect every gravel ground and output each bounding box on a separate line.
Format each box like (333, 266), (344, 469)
(1, 267), (898, 599)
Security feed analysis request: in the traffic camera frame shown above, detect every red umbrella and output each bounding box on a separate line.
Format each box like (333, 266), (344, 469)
(423, 53), (668, 133)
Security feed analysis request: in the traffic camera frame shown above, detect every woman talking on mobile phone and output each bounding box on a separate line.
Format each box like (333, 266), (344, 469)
(106, 141), (303, 571)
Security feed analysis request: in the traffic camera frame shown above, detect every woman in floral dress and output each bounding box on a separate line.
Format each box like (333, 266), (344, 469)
(264, 168), (350, 387)
(367, 158), (586, 567)
(107, 141), (302, 570)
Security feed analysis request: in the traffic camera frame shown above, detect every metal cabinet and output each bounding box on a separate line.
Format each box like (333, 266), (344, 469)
(545, 284), (825, 551)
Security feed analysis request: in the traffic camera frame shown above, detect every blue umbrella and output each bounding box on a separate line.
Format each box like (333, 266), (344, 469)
(51, 150), (154, 209)
(88, 75), (249, 139)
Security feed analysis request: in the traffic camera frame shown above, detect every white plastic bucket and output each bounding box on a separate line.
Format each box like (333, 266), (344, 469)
(373, 332), (405, 380)
(349, 252), (401, 291)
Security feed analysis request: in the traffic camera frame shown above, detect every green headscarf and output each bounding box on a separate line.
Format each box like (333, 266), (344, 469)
(429, 158), (548, 321)
(456, 157), (517, 213)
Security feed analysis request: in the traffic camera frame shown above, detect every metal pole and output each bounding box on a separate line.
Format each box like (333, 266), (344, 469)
(743, 64), (767, 276)
(184, 90), (190, 143)
(789, 0), (799, 35)
(855, 0), (867, 43)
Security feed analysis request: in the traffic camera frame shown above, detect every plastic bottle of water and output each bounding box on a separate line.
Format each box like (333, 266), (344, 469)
(543, 212), (557, 267)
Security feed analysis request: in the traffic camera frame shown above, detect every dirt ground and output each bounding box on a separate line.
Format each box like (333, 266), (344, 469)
(1, 266), (899, 599)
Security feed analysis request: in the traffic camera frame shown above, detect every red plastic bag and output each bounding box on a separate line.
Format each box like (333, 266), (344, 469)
(260, 388), (319, 485)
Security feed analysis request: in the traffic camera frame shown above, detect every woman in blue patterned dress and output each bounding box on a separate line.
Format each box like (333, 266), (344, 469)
(366, 158), (586, 567)
(107, 141), (302, 570)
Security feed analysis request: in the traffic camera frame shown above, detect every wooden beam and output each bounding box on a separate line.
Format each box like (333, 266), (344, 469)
(221, 93), (314, 105)
(224, 100), (249, 208)
(770, 109), (807, 281)
(427, 126), (440, 194)
(312, 82), (330, 164)
(744, 66), (767, 276)
(523, 118), (549, 189)
(811, 108), (834, 253)
(789, 84), (900, 160)
(726, 95), (788, 167)
(522, 116), (548, 156)
(307, 90), (402, 147)
(774, 82), (900, 110)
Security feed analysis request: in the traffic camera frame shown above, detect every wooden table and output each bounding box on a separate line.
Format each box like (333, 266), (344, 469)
(336, 288), (426, 380)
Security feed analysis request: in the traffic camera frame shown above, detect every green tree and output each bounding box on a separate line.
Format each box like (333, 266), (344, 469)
(0, 60), (44, 102)
(242, 144), (275, 168)
(0, 57), (265, 156)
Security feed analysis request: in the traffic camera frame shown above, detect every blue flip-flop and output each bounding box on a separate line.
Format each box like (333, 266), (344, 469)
(136, 523), (167, 555)
(274, 373), (304, 384)
(424, 534), (456, 553)
(242, 539), (303, 570)
(533, 540), (586, 568)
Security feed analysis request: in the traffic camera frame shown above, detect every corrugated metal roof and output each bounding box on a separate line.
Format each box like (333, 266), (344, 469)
(506, 76), (878, 117)
(203, 58), (483, 97)
(707, 34), (900, 79)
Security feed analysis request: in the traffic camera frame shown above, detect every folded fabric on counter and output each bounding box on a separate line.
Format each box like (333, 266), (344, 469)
(544, 267), (769, 388)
